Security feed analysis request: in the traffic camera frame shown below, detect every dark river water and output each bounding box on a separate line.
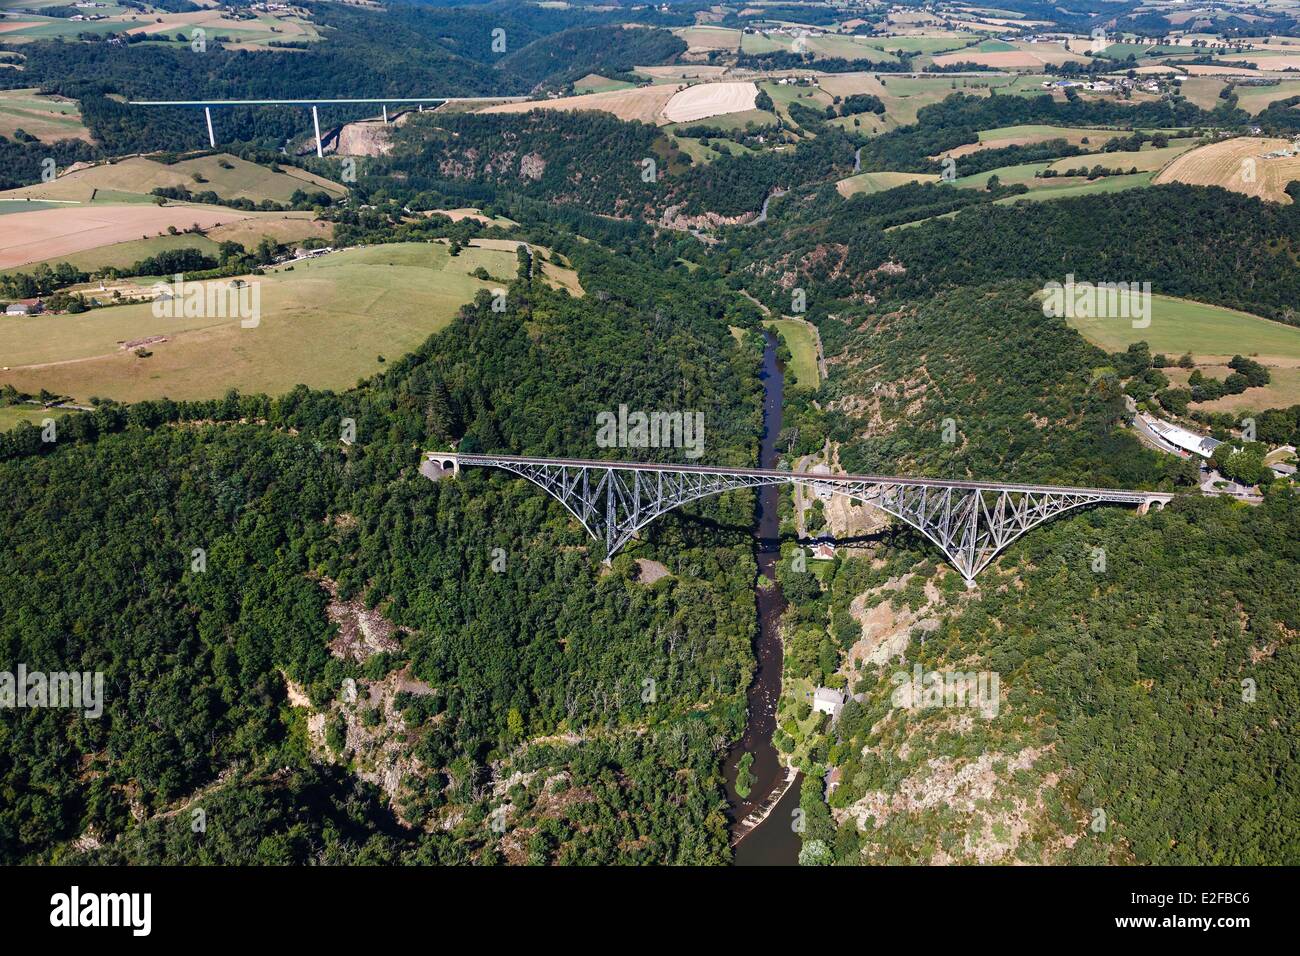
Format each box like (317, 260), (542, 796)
(723, 329), (803, 866)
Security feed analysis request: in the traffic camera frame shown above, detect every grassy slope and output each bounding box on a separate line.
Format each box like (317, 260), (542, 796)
(0, 88), (89, 143)
(765, 317), (820, 391)
(1065, 294), (1300, 361)
(0, 243), (525, 403)
(0, 154), (345, 205)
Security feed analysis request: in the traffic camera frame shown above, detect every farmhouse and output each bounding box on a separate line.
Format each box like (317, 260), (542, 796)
(812, 686), (844, 720)
(5, 298), (44, 316)
(825, 765), (842, 796)
(810, 537), (837, 561)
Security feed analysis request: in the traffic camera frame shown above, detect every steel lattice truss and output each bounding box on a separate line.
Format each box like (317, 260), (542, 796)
(431, 453), (1170, 582)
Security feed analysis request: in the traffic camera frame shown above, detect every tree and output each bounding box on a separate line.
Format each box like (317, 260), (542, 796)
(735, 752), (754, 799)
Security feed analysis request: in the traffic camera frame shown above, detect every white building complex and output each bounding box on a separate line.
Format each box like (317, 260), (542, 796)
(1141, 414), (1222, 458)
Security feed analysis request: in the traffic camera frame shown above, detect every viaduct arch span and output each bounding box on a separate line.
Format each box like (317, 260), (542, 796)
(427, 453), (1173, 583)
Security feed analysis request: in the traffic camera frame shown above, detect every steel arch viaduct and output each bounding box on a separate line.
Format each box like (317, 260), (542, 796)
(427, 453), (1174, 582)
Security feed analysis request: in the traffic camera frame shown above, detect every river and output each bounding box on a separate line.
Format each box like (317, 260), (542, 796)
(723, 329), (803, 866)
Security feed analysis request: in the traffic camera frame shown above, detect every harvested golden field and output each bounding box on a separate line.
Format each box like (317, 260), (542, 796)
(1181, 64), (1281, 76)
(1010, 40), (1087, 66)
(1129, 64), (1185, 75)
(206, 213), (333, 247)
(1240, 54), (1300, 70)
(421, 208), (517, 227)
(479, 81), (758, 126)
(0, 153), (344, 205)
(0, 88), (91, 144)
(836, 171), (939, 197)
(480, 85), (681, 124)
(673, 26), (740, 51)
(1153, 137), (1300, 204)
(635, 64), (730, 82)
(661, 82), (758, 123)
(0, 203), (254, 270)
(816, 73), (887, 98)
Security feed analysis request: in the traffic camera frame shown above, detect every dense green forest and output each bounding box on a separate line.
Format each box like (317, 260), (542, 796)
(3, 1), (1300, 865)
(497, 24), (686, 89)
(718, 184), (1300, 328)
(782, 493), (1300, 865)
(0, 3), (685, 164)
(816, 283), (1197, 487)
(365, 108), (858, 221)
(0, 246), (766, 865)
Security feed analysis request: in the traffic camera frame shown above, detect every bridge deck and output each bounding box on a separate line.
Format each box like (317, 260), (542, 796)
(130, 97), (529, 107)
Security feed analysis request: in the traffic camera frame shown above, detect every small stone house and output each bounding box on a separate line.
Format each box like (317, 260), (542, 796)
(812, 686), (844, 720)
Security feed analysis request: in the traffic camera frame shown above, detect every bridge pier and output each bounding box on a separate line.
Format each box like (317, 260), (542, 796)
(421, 452), (460, 480)
(311, 105), (323, 158)
(204, 107), (216, 148)
(1138, 496), (1171, 516)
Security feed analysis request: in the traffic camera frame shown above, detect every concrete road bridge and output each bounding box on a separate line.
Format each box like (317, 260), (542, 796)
(130, 97), (528, 156)
(426, 452), (1175, 583)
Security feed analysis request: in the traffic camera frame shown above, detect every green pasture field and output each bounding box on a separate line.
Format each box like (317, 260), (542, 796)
(0, 243), (529, 404)
(1065, 294), (1300, 362)
(764, 318), (821, 390)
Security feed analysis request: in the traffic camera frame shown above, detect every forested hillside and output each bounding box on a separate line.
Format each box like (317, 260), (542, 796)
(369, 109), (858, 222)
(0, 248), (765, 865)
(722, 184), (1300, 327)
(787, 494), (1300, 865)
(0, 3), (682, 161)
(498, 25), (686, 89)
(817, 283), (1196, 487)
